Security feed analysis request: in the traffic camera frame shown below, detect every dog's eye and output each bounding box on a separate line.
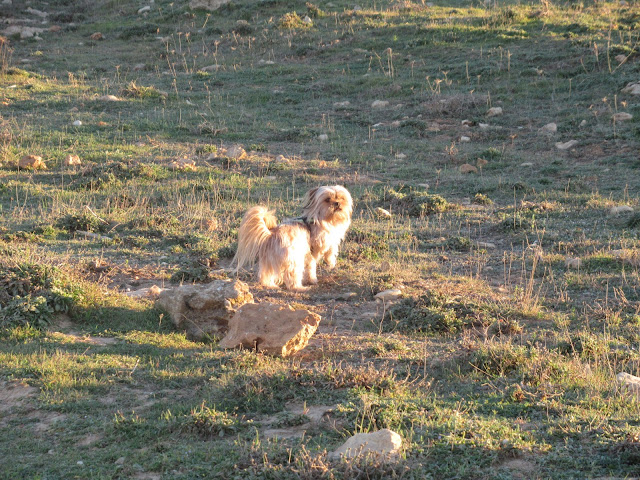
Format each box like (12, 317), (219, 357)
(325, 199), (331, 203)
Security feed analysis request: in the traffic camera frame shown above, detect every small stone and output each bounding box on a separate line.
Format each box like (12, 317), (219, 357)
(390, 120), (401, 127)
(258, 60), (275, 66)
(375, 207), (392, 218)
(97, 95), (119, 101)
(459, 163), (478, 174)
(621, 82), (640, 95)
(461, 119), (473, 127)
(617, 372), (640, 398)
(333, 101), (350, 108)
(63, 154), (82, 167)
(613, 112), (633, 122)
(374, 289), (402, 302)
(77, 461), (84, 466)
(476, 158), (488, 169)
(565, 257), (581, 269)
(133, 63), (146, 72)
(170, 158), (197, 171)
(49, 25), (62, 33)
(219, 303), (320, 357)
(395, 153), (406, 159)
(335, 292), (357, 301)
(302, 15), (313, 25)
(476, 241), (496, 249)
(318, 134), (329, 141)
(371, 100), (389, 109)
(90, 32), (103, 40)
(555, 140), (578, 150)
(72, 120), (82, 127)
(610, 205), (634, 215)
(616, 54), (627, 63)
(329, 429), (402, 460)
(486, 107), (503, 117)
(520, 162), (533, 167)
(201, 64), (221, 71)
(26, 7), (48, 17)
(48, 449), (54, 455)
(19, 155), (46, 170)
(226, 145), (247, 159)
(275, 154), (289, 164)
(460, 136), (471, 142)
(115, 457), (126, 465)
(138, 6), (151, 13)
(539, 122), (557, 134)
(478, 123), (489, 129)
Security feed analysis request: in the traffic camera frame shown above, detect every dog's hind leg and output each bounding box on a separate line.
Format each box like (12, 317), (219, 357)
(283, 258), (308, 291)
(305, 255), (318, 285)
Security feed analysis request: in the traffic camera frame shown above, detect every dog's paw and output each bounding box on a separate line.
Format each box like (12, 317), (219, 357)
(307, 277), (318, 285)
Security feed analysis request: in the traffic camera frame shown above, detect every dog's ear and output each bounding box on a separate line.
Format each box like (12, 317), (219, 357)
(301, 187), (319, 211)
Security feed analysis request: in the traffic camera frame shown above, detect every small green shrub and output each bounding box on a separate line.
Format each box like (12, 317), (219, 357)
(385, 187), (449, 217)
(57, 212), (105, 233)
(170, 264), (210, 284)
(383, 291), (491, 335)
(186, 403), (247, 438)
(278, 12), (311, 29)
(0, 295), (53, 329)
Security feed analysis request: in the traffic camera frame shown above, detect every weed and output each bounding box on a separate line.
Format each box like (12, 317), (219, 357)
(385, 186), (449, 217)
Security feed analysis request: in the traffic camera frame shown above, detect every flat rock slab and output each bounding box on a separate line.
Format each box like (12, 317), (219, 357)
(156, 279), (252, 340)
(219, 303), (320, 357)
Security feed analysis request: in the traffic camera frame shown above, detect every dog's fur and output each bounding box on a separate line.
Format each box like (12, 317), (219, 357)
(233, 186), (353, 291)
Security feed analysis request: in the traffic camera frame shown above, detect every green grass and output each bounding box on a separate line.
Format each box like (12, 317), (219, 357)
(1, 0), (640, 477)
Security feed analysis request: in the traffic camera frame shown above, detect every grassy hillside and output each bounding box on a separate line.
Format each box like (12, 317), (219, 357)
(1, 0), (640, 478)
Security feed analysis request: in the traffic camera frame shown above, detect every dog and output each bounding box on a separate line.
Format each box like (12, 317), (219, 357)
(233, 185), (353, 291)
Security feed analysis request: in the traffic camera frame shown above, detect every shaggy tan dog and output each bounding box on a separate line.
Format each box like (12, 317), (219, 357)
(233, 186), (353, 291)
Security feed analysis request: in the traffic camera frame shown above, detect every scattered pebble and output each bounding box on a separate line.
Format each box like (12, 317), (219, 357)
(478, 122), (489, 129)
(115, 457), (126, 465)
(64, 154), (82, 167)
(302, 15), (313, 25)
(555, 140), (578, 150)
(395, 153), (406, 159)
(19, 154), (46, 170)
(375, 289), (403, 302)
(486, 107), (503, 117)
(138, 5), (151, 13)
(610, 205), (634, 215)
(49, 25), (62, 33)
(565, 257), (581, 269)
(579, 119), (587, 127)
(97, 95), (119, 101)
(539, 122), (557, 134)
(621, 82), (640, 95)
(520, 162), (533, 167)
(258, 60), (275, 66)
(170, 158), (197, 171)
(333, 101), (350, 108)
(613, 112), (633, 122)
(461, 119), (473, 127)
(318, 134), (329, 141)
(275, 154), (290, 164)
(90, 32), (103, 40)
(476, 241), (496, 249)
(371, 100), (389, 109)
(459, 163), (478, 174)
(616, 54), (627, 63)
(390, 120), (401, 128)
(226, 145), (247, 159)
(133, 63), (146, 71)
(77, 461), (84, 466)
(201, 64), (221, 71)
(375, 207), (392, 218)
(460, 136), (471, 142)
(72, 120), (82, 127)
(476, 158), (488, 169)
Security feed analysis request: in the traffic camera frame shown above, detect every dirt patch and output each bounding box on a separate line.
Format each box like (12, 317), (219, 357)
(498, 458), (537, 479)
(31, 411), (67, 433)
(75, 433), (104, 447)
(0, 381), (38, 413)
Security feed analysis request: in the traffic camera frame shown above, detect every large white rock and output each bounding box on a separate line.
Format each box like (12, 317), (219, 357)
(329, 429), (402, 460)
(156, 280), (253, 340)
(622, 82), (640, 95)
(219, 303), (320, 357)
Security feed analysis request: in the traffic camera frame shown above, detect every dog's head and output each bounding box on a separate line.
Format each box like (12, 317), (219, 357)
(302, 185), (353, 226)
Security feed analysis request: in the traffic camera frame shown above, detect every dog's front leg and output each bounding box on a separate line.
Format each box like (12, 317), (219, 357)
(323, 245), (339, 270)
(305, 255), (318, 284)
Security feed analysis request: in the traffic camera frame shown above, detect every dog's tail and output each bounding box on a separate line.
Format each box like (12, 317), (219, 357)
(233, 206), (278, 272)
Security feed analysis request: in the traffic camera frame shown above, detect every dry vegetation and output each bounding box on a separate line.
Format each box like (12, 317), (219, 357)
(1, 0), (640, 478)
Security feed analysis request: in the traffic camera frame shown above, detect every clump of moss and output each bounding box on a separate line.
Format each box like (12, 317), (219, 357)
(384, 186), (449, 217)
